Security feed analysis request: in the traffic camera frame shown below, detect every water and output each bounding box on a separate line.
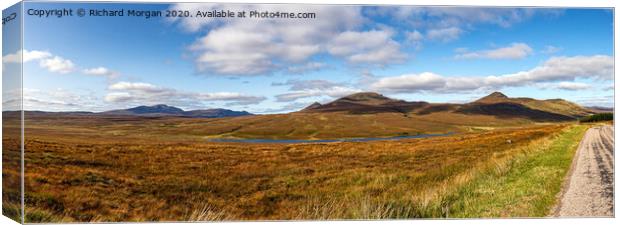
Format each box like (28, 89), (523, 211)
(207, 133), (454, 144)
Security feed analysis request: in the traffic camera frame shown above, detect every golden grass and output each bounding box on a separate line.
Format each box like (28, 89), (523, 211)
(1, 114), (572, 222)
(2, 116), (22, 223)
(11, 111), (538, 142)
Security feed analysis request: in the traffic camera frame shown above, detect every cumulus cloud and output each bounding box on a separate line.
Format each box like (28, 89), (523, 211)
(3, 49), (122, 77)
(39, 56), (76, 74)
(272, 79), (342, 90)
(3, 49), (76, 74)
(273, 79), (360, 102)
(455, 43), (533, 60)
(172, 4), (364, 75)
(372, 55), (613, 93)
(275, 86), (359, 102)
(257, 101), (315, 114)
(575, 95), (614, 107)
(327, 30), (406, 65)
(1, 88), (105, 112)
(555, 82), (591, 90)
(82, 67), (119, 78)
(371, 72), (446, 92)
(170, 5), (559, 76)
(405, 30), (424, 44)
(426, 27), (462, 42)
(105, 81), (266, 107)
(109, 81), (162, 92)
(287, 62), (326, 74)
(2, 50), (53, 63)
(170, 4), (410, 75)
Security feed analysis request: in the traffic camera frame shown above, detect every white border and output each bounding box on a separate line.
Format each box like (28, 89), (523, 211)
(0, 0), (617, 225)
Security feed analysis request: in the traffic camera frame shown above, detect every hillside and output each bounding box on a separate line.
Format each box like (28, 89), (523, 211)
(472, 92), (593, 118)
(301, 92), (429, 114)
(302, 91), (593, 121)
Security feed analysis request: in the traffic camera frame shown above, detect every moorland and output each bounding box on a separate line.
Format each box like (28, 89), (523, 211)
(1, 91), (608, 222)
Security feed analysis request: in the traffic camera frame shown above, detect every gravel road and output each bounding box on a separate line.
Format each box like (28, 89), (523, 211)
(554, 125), (614, 217)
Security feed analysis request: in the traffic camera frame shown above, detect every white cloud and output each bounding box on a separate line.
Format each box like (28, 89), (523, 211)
(273, 79), (341, 91)
(501, 55), (613, 82)
(455, 43), (533, 60)
(105, 81), (266, 106)
(273, 79), (360, 102)
(275, 86), (360, 102)
(23, 50), (53, 62)
(39, 56), (75, 74)
(327, 30), (406, 65)
(171, 4), (411, 75)
(3, 50), (53, 64)
(82, 67), (119, 78)
(109, 81), (162, 92)
(287, 62), (326, 74)
(371, 72), (446, 92)
(556, 82), (591, 90)
(172, 4), (366, 75)
(3, 88), (105, 112)
(405, 30), (424, 44)
(3, 49), (124, 77)
(426, 27), (462, 42)
(574, 95), (614, 107)
(372, 55), (613, 93)
(257, 101), (314, 114)
(171, 5), (559, 75)
(104, 92), (133, 103)
(3, 49), (122, 79)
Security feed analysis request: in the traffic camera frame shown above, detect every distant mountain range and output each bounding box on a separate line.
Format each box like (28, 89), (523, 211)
(7, 92), (608, 122)
(7, 91), (610, 140)
(301, 91), (597, 121)
(14, 104), (252, 118)
(101, 104), (252, 118)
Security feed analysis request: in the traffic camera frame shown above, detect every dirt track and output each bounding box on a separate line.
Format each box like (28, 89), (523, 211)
(554, 125), (614, 217)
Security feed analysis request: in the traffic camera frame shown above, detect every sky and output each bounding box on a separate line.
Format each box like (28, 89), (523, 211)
(2, 2), (614, 113)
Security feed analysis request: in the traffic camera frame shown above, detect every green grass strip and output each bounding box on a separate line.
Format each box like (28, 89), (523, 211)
(446, 125), (588, 218)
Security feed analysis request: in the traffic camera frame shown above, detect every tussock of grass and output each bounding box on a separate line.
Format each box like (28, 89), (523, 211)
(2, 202), (21, 222)
(186, 204), (236, 221)
(296, 196), (420, 220)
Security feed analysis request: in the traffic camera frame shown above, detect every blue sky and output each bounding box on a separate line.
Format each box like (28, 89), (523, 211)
(2, 2), (614, 113)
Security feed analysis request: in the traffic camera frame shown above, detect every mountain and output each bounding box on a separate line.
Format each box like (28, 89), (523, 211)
(337, 92), (402, 106)
(301, 92), (428, 114)
(302, 102), (323, 111)
(182, 108), (252, 118)
(301, 91), (593, 121)
(474, 91), (509, 104)
(102, 104), (251, 118)
(472, 92), (593, 118)
(105, 104), (185, 115)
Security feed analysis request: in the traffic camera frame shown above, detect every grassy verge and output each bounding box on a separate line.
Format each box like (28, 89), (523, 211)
(444, 125), (588, 218)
